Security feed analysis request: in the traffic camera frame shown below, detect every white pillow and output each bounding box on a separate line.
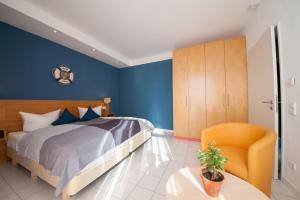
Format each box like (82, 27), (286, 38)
(19, 110), (60, 132)
(78, 106), (102, 119)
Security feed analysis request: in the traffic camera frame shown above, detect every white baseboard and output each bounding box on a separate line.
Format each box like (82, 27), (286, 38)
(281, 176), (300, 199)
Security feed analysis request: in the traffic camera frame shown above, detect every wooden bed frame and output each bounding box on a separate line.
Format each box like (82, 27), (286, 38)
(0, 100), (152, 200)
(0, 100), (109, 133)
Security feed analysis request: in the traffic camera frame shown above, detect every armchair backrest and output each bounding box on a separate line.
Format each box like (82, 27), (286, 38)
(201, 123), (268, 150)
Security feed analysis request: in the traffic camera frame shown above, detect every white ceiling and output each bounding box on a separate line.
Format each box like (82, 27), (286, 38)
(0, 0), (256, 67)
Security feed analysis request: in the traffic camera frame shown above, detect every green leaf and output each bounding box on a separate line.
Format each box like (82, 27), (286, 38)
(196, 142), (228, 174)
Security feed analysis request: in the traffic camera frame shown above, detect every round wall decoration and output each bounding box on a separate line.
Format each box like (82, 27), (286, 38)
(52, 64), (74, 85)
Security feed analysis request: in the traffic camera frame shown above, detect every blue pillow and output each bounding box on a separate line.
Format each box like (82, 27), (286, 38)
(80, 107), (100, 121)
(52, 108), (78, 125)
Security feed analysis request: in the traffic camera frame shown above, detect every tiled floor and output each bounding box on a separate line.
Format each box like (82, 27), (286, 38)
(0, 133), (298, 200)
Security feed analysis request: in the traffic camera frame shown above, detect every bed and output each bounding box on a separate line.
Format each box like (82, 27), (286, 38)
(0, 100), (153, 200)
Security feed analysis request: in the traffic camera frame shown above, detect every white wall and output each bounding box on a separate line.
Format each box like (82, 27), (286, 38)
(244, 0), (300, 196)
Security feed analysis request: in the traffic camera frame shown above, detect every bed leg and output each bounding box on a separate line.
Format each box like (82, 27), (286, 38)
(12, 159), (17, 166)
(62, 189), (70, 200)
(31, 171), (38, 181)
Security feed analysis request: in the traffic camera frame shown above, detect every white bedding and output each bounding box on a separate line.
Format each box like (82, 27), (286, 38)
(7, 116), (153, 151)
(7, 128), (150, 173)
(7, 131), (27, 151)
(102, 116), (154, 131)
(7, 116), (153, 196)
(7, 117), (153, 173)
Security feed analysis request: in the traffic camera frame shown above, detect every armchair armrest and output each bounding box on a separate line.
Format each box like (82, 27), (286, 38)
(248, 129), (276, 196)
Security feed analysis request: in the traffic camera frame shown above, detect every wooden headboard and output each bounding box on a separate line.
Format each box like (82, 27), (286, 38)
(0, 100), (109, 133)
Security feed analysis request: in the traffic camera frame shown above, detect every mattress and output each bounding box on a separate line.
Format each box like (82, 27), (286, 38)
(7, 131), (27, 151)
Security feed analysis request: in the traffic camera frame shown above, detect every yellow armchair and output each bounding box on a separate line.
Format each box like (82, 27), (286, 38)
(201, 123), (276, 197)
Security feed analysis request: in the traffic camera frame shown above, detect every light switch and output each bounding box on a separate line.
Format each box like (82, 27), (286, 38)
(288, 77), (296, 87)
(289, 102), (297, 116)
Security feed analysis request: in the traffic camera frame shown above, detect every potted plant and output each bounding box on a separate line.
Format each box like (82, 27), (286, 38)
(197, 143), (228, 197)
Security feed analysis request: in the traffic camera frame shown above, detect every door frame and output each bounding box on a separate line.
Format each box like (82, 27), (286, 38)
(274, 22), (285, 180)
(270, 23), (285, 180)
(270, 25), (279, 179)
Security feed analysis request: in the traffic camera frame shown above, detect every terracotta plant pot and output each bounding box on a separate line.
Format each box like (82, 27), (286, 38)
(200, 169), (224, 197)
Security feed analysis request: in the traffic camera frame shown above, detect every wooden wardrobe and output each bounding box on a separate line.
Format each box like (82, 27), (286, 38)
(173, 36), (248, 140)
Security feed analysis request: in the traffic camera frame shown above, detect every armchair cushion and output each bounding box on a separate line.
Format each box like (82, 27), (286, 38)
(217, 146), (248, 180)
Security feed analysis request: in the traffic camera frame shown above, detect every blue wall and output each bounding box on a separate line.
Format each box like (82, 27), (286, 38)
(119, 60), (173, 129)
(0, 22), (173, 129)
(0, 22), (120, 113)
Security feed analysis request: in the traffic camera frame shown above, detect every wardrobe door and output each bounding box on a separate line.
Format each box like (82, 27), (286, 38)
(205, 40), (227, 127)
(173, 48), (189, 137)
(188, 45), (206, 139)
(225, 37), (248, 122)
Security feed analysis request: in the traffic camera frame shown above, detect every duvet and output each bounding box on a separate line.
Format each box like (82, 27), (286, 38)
(17, 117), (153, 196)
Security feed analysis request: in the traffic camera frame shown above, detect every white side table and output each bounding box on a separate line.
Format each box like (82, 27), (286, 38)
(166, 167), (270, 200)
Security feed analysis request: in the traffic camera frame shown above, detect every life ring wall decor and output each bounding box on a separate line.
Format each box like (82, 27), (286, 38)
(52, 64), (74, 85)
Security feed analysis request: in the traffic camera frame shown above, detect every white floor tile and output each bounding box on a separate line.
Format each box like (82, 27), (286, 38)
(272, 180), (298, 198)
(24, 188), (55, 200)
(151, 193), (165, 200)
(2, 193), (21, 200)
(154, 178), (168, 196)
(271, 194), (277, 200)
(184, 154), (200, 167)
(0, 134), (297, 200)
(144, 163), (167, 178)
(0, 176), (14, 199)
(184, 159), (200, 167)
(104, 180), (136, 199)
(126, 186), (153, 200)
(0, 184), (15, 200)
(272, 193), (298, 200)
(16, 179), (54, 200)
(122, 170), (145, 184)
(162, 161), (184, 179)
(138, 174), (161, 191)
(93, 174), (115, 191)
(71, 186), (108, 200)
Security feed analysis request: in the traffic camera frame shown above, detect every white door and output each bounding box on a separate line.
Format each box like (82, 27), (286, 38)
(247, 26), (279, 179)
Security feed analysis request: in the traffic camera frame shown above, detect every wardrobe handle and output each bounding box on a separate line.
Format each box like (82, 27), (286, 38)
(223, 94), (226, 108)
(227, 94), (230, 109)
(186, 95), (188, 107)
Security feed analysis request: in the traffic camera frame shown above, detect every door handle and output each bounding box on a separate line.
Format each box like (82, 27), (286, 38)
(262, 100), (274, 111)
(262, 100), (273, 104)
